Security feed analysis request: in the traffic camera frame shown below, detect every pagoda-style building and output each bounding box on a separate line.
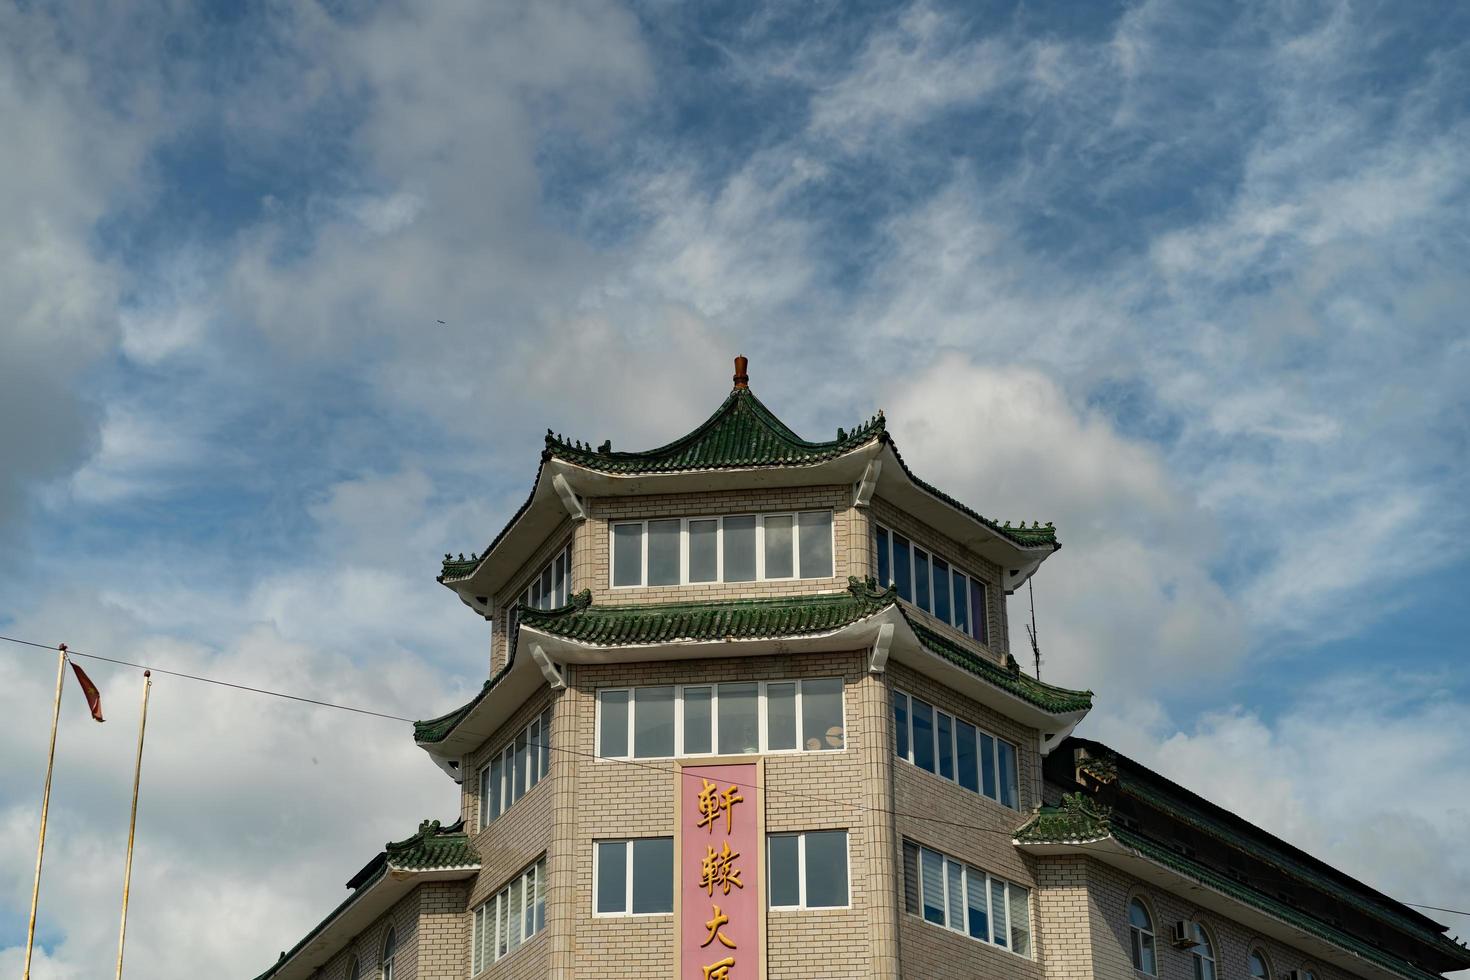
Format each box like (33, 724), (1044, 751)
(254, 358), (1470, 980)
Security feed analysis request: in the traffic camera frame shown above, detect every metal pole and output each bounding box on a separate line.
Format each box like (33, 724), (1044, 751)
(23, 645), (68, 980)
(115, 670), (152, 980)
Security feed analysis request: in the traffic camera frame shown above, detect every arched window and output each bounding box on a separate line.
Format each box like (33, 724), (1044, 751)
(1301, 971), (1318, 980)
(347, 958), (361, 980)
(1190, 922), (1216, 980)
(381, 927), (397, 980)
(1248, 948), (1272, 979)
(1128, 897), (1157, 975)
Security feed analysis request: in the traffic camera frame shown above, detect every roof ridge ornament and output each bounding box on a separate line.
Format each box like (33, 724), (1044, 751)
(732, 354), (749, 390)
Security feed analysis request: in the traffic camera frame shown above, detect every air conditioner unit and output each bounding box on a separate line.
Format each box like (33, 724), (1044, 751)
(1169, 921), (1194, 947)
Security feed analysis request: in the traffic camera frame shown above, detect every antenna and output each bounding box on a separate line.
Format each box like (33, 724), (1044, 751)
(1025, 578), (1042, 680)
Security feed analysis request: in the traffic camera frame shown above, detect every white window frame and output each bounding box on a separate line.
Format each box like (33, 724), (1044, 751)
(903, 840), (1032, 958)
(873, 523), (989, 643)
(608, 510), (836, 588)
(595, 678), (847, 759)
(1129, 896), (1158, 975)
(478, 706), (554, 831)
(1191, 921), (1217, 980)
(1248, 948), (1274, 979)
(891, 689), (1020, 809)
(591, 838), (673, 917)
(521, 544), (573, 610)
(380, 926), (396, 980)
(767, 830), (851, 910)
(471, 857), (546, 974)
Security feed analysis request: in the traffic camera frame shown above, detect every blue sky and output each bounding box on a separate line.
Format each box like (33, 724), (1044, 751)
(2, 1), (1469, 975)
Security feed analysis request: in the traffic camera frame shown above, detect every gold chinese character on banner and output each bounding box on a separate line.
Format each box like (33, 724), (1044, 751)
(702, 956), (736, 980)
(695, 778), (745, 835)
(699, 841), (743, 896)
(702, 905), (736, 950)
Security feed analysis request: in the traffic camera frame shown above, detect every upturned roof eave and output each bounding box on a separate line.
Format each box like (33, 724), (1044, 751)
(1016, 830), (1447, 980)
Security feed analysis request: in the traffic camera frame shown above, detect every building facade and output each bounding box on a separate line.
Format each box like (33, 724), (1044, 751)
(253, 359), (1470, 980)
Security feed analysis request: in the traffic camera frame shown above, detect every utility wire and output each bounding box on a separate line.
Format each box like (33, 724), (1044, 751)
(5, 632), (1470, 920)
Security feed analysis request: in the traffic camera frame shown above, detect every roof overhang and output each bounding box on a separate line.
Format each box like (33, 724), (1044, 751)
(416, 603), (1088, 769)
(1017, 836), (1430, 980)
(256, 864), (478, 980)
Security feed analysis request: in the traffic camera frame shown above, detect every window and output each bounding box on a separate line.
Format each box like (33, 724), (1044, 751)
(1248, 949), (1272, 979)
(597, 679), (845, 759)
(1190, 923), (1216, 980)
(873, 524), (988, 642)
(347, 958), (360, 980)
(1129, 898), (1157, 975)
(594, 838), (674, 915)
(478, 706), (554, 829)
(610, 511), (834, 587)
(472, 858), (546, 972)
(768, 831), (849, 909)
(902, 840), (1031, 957)
(380, 927), (396, 980)
(521, 544), (572, 610)
(892, 690), (1020, 808)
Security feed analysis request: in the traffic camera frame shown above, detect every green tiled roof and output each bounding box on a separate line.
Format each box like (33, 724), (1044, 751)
(1072, 743), (1469, 962)
(416, 579), (1092, 746)
(439, 385), (1058, 582)
(544, 387), (885, 474)
(1013, 793), (1113, 844)
(1111, 826), (1447, 980)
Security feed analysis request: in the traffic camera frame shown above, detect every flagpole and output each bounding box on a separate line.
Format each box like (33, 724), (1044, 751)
(115, 670), (151, 980)
(23, 644), (68, 980)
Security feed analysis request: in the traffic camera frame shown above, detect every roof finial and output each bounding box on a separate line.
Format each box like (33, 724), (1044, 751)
(733, 355), (749, 390)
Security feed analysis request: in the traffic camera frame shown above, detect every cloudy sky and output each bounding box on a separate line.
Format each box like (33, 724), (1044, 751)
(3, 0), (1468, 975)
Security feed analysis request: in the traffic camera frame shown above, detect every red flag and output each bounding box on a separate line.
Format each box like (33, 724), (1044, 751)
(69, 660), (105, 722)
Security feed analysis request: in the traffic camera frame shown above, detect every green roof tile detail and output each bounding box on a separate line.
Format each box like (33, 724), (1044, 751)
(1110, 826), (1447, 980)
(383, 818), (477, 872)
(1076, 746), (1470, 961)
(1013, 793), (1113, 844)
(544, 387), (885, 474)
(416, 579), (1092, 746)
(439, 386), (1059, 582)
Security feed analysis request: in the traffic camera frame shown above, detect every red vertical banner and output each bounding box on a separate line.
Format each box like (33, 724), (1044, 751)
(677, 761), (763, 980)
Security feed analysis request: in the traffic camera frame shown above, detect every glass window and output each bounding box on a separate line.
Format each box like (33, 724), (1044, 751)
(497, 891), (508, 957)
(902, 840), (919, 915)
(689, 519), (719, 582)
(1009, 884), (1031, 956)
(538, 566), (552, 609)
(381, 927), (396, 980)
(522, 863), (536, 939)
(945, 860), (964, 933)
(506, 877), (522, 950)
(763, 514), (794, 578)
(633, 686), (674, 758)
(723, 515), (757, 582)
(932, 557), (951, 622)
(990, 878), (1008, 947)
(768, 835), (801, 907)
(937, 712), (954, 780)
(952, 570), (968, 633)
(997, 739), (1018, 808)
(598, 690), (629, 758)
(1129, 898), (1157, 974)
(683, 686), (712, 754)
(595, 841), (627, 914)
(1191, 923), (1216, 980)
(980, 732), (997, 799)
(956, 720), (979, 793)
(534, 858), (547, 932)
(1248, 951), (1271, 979)
(965, 866), (989, 940)
(551, 552), (565, 606)
(513, 731), (527, 799)
(876, 526), (890, 589)
(526, 717), (541, 790)
(801, 677), (844, 751)
(971, 579), (988, 642)
(632, 838), (674, 914)
(647, 519), (681, 586)
(804, 830), (849, 908)
(911, 699), (935, 772)
(348, 958), (361, 980)
(539, 707), (552, 779)
(915, 548), (931, 611)
(718, 682), (760, 754)
(798, 510), (833, 578)
(766, 682), (797, 751)
(893, 534), (912, 601)
(893, 691), (909, 761)
(921, 847), (945, 924)
(612, 523), (642, 586)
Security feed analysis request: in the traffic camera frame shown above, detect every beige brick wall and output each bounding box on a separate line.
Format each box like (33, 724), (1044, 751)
(311, 885), (421, 980)
(417, 881), (471, 980)
(1081, 858), (1356, 980)
(1034, 855), (1096, 980)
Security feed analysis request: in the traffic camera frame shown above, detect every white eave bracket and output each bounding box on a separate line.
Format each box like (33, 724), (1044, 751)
(552, 473), (586, 522)
(868, 622), (895, 674)
(852, 459), (882, 508)
(530, 644), (566, 691)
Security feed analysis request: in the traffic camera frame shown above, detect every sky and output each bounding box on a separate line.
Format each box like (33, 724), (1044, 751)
(2, 0), (1468, 976)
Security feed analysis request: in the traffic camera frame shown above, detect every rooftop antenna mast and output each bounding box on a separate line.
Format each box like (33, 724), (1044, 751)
(1025, 578), (1042, 680)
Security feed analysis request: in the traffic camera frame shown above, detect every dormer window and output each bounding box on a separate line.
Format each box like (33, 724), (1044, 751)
(611, 511), (834, 588)
(874, 524), (988, 643)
